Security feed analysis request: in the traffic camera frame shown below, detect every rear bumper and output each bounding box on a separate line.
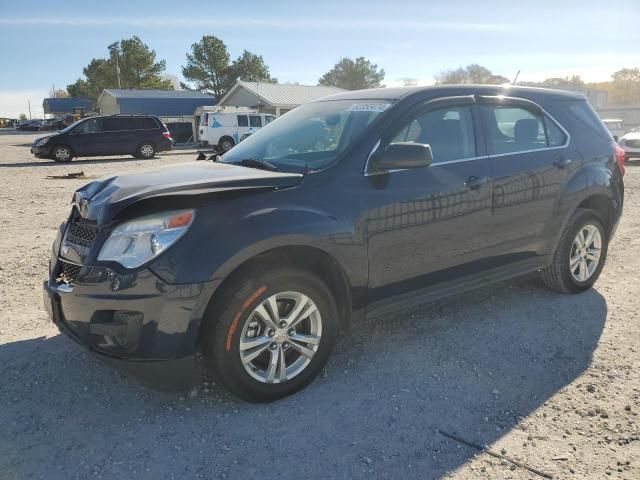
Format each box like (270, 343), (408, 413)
(42, 267), (205, 390)
(158, 139), (173, 152)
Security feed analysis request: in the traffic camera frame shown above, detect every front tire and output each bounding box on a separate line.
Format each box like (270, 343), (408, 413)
(202, 268), (338, 402)
(218, 137), (235, 152)
(541, 208), (608, 293)
(51, 145), (73, 163)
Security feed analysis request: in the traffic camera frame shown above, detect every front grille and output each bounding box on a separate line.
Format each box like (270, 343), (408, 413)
(58, 260), (81, 285)
(625, 139), (640, 148)
(65, 219), (97, 247)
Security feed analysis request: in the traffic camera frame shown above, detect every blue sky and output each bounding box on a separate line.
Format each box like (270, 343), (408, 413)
(1, 0), (639, 117)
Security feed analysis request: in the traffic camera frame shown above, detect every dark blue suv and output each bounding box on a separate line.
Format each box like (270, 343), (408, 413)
(31, 114), (172, 162)
(43, 85), (624, 402)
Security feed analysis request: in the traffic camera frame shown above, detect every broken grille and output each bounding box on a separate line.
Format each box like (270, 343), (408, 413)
(65, 220), (97, 247)
(58, 260), (81, 285)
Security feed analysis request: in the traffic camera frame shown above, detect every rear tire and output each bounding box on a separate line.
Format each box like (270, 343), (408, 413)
(541, 208), (608, 293)
(201, 267), (338, 402)
(51, 145), (73, 163)
(136, 142), (156, 159)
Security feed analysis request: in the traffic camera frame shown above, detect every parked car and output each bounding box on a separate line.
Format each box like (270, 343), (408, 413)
(17, 119), (45, 131)
(618, 129), (640, 161)
(31, 114), (172, 162)
(40, 118), (64, 131)
(43, 85), (624, 402)
(602, 118), (625, 141)
(198, 110), (276, 151)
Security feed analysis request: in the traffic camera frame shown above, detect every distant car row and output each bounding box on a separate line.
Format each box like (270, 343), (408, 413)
(17, 119), (63, 131)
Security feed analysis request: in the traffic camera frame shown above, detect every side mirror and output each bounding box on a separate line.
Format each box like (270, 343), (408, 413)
(368, 142), (433, 174)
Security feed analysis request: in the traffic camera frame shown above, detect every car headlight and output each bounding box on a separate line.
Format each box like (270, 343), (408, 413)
(98, 210), (195, 268)
(35, 138), (48, 146)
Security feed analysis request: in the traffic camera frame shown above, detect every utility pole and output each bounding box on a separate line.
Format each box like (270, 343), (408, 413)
(28, 100), (31, 119)
(108, 42), (122, 89)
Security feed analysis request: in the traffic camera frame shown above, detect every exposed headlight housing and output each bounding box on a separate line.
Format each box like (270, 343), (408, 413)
(98, 210), (195, 268)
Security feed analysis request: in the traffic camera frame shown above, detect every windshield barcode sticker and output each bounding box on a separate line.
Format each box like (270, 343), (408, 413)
(346, 103), (390, 113)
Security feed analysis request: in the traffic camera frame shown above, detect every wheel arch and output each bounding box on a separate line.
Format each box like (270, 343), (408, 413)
(196, 244), (354, 348)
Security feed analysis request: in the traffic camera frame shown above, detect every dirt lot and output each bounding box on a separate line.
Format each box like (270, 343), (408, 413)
(0, 130), (638, 480)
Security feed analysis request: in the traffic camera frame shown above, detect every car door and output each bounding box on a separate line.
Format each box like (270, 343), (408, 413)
(364, 97), (496, 309)
(101, 117), (134, 154)
(67, 118), (104, 155)
(477, 97), (571, 261)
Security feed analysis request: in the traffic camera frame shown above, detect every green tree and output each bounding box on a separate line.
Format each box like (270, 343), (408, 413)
(228, 50), (275, 88)
(609, 68), (640, 104)
(117, 36), (173, 89)
(318, 57), (385, 90)
(67, 36), (173, 101)
(182, 35), (274, 98)
(540, 75), (585, 89)
(436, 64), (509, 85)
(19, 113), (27, 121)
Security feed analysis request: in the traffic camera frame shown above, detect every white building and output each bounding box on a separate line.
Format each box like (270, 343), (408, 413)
(217, 81), (345, 116)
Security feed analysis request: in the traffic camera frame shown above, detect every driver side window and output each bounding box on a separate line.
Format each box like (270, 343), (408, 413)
(73, 118), (102, 134)
(389, 105), (476, 164)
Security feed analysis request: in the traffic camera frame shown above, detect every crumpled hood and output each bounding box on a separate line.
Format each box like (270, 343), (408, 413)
(73, 162), (303, 224)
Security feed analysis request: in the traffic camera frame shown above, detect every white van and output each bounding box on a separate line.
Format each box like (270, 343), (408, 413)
(602, 118), (625, 141)
(198, 109), (276, 151)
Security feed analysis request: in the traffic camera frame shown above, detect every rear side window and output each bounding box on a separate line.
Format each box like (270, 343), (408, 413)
(480, 104), (566, 154)
(130, 117), (158, 130)
(389, 105), (476, 163)
(237, 115), (248, 127)
(249, 116), (262, 127)
(567, 101), (612, 140)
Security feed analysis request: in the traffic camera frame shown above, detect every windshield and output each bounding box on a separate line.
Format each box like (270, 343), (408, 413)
(221, 100), (391, 172)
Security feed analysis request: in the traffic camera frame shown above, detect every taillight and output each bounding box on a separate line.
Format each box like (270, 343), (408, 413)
(615, 145), (626, 176)
(162, 131), (171, 139)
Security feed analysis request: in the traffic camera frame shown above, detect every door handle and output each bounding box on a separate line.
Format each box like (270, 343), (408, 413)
(465, 176), (491, 190)
(553, 157), (572, 169)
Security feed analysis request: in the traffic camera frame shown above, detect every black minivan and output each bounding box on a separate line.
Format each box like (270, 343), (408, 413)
(43, 85), (625, 402)
(31, 114), (172, 162)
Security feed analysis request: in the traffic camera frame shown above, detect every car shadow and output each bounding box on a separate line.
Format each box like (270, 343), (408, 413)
(0, 274), (606, 479)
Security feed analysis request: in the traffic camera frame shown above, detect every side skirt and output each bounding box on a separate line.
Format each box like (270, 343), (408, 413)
(365, 256), (550, 320)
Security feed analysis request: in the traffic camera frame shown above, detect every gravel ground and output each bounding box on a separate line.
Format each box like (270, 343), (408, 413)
(0, 130), (638, 480)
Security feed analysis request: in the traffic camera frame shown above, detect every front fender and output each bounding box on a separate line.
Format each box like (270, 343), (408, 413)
(149, 203), (367, 294)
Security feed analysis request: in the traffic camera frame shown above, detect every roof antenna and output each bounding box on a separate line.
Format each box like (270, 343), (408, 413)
(511, 70), (521, 85)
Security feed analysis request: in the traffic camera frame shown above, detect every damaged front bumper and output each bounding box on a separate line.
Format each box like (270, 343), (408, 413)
(43, 262), (207, 391)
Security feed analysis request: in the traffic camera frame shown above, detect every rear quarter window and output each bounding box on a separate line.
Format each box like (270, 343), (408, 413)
(566, 101), (612, 140)
(135, 117), (159, 130)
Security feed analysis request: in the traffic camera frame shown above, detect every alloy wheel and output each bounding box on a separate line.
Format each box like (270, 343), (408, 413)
(239, 291), (322, 384)
(55, 147), (70, 161)
(140, 144), (154, 158)
(570, 224), (602, 282)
